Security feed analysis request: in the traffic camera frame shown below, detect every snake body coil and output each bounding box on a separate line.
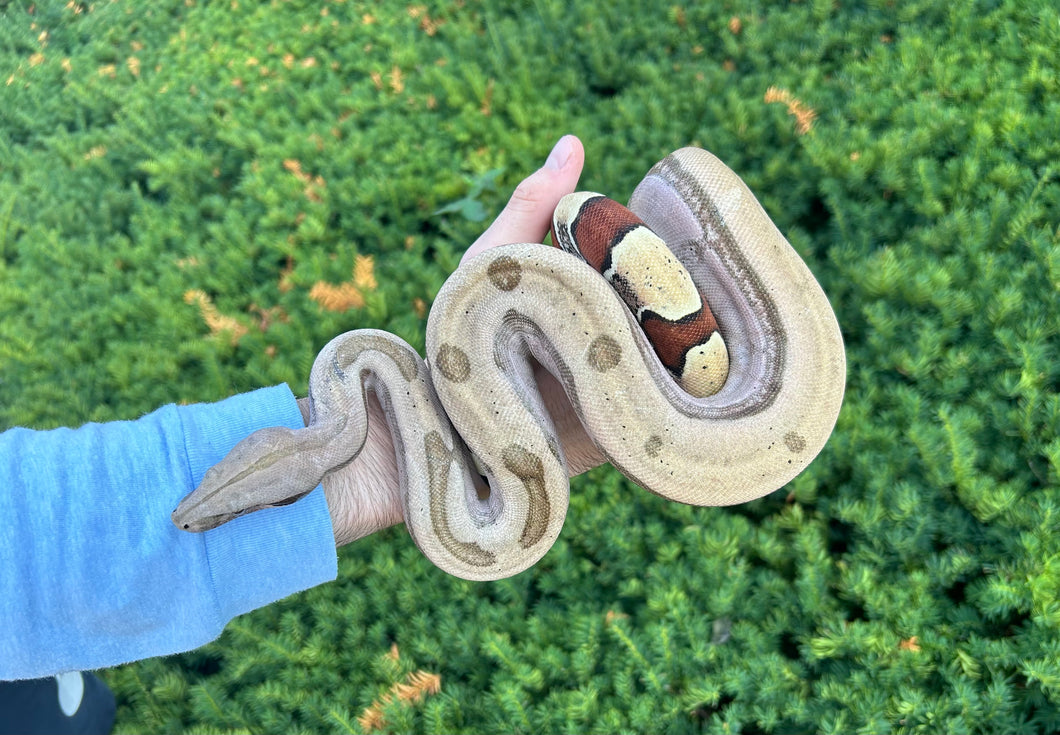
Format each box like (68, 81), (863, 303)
(551, 192), (729, 397)
(173, 148), (846, 581)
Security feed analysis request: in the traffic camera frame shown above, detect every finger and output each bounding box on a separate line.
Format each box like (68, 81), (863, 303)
(460, 135), (585, 267)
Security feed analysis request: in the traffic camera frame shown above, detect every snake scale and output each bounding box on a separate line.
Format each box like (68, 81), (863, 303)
(173, 147), (846, 581)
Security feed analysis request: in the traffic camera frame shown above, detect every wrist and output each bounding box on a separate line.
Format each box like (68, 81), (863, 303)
(297, 395), (404, 547)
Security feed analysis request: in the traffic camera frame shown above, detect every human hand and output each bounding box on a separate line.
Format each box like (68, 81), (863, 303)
(320, 135), (606, 547)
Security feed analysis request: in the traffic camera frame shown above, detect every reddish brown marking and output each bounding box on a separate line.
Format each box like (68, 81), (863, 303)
(641, 308), (721, 375)
(568, 196), (643, 272)
(556, 194), (724, 381)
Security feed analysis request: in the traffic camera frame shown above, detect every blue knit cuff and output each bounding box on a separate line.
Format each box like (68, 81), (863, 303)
(178, 385), (337, 621)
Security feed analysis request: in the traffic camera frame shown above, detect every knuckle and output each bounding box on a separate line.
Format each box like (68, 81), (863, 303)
(507, 173), (546, 212)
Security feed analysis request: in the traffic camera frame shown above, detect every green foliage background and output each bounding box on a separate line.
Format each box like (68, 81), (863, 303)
(2, 0), (1058, 732)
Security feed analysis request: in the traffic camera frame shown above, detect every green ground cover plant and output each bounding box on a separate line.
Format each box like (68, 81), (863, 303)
(2, 0), (1058, 732)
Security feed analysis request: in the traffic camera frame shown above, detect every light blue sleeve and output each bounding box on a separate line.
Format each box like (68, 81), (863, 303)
(0, 385), (338, 680)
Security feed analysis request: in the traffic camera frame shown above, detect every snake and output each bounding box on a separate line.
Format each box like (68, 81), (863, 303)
(172, 147), (846, 581)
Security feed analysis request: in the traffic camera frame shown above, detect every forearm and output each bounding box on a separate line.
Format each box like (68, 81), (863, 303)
(0, 385), (337, 680)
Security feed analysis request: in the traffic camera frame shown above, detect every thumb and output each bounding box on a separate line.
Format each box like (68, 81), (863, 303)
(460, 135), (585, 267)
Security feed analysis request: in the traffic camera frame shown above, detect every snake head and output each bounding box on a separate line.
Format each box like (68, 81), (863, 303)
(172, 423), (339, 532)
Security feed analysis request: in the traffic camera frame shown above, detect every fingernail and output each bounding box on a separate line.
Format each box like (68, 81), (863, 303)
(545, 135), (573, 171)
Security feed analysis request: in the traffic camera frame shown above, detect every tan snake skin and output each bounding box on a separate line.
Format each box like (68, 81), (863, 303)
(172, 148), (846, 581)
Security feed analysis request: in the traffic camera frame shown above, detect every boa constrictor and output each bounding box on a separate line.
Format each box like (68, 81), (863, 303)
(173, 148), (846, 581)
